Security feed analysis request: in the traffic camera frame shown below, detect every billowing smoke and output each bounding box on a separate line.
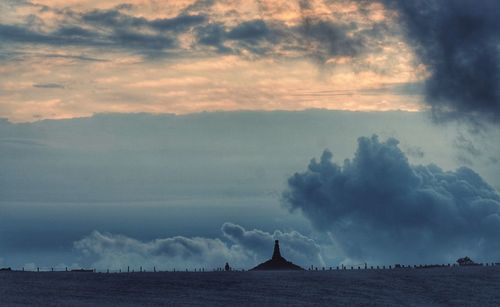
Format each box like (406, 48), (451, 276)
(383, 0), (500, 122)
(74, 223), (322, 269)
(283, 135), (500, 264)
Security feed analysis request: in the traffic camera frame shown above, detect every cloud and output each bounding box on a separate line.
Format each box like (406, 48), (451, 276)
(6, 0), (497, 125)
(382, 0), (500, 123)
(1, 2), (379, 61)
(221, 222), (323, 266)
(74, 223), (321, 269)
(82, 9), (207, 33)
(296, 19), (365, 62)
(0, 7), (200, 57)
(194, 17), (369, 59)
(283, 135), (500, 264)
(74, 231), (243, 270)
(0, 24), (102, 46)
(1, 0), (425, 122)
(404, 145), (424, 159)
(453, 133), (483, 166)
(33, 83), (65, 89)
(226, 20), (271, 42)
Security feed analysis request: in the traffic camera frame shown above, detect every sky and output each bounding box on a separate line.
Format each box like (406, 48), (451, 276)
(1, 0), (427, 122)
(0, 0), (499, 270)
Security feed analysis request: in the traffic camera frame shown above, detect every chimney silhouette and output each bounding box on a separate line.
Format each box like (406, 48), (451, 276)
(272, 240), (282, 259)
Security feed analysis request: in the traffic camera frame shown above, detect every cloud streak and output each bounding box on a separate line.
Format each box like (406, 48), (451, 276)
(0, 2), (386, 60)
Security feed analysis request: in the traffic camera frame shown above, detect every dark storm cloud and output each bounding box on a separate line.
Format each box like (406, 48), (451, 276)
(382, 0), (500, 122)
(283, 135), (500, 264)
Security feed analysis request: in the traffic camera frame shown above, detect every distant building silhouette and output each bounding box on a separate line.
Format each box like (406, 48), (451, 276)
(250, 240), (304, 271)
(457, 256), (479, 266)
(272, 239), (282, 259)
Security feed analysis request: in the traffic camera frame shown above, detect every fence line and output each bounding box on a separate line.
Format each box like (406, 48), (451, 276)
(1, 262), (499, 273)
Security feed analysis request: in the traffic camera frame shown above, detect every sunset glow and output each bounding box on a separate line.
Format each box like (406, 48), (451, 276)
(0, 0), (426, 122)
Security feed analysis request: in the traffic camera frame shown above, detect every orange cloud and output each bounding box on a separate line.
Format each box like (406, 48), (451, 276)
(0, 0), (427, 122)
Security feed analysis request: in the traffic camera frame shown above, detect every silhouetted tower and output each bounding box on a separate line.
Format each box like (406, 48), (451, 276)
(272, 240), (282, 260)
(250, 239), (303, 270)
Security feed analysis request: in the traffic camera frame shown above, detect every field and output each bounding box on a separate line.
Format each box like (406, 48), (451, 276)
(1, 267), (500, 306)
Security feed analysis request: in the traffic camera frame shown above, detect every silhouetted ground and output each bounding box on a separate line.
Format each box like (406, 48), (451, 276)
(1, 267), (500, 306)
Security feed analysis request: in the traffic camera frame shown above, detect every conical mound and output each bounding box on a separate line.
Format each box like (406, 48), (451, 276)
(250, 240), (304, 271)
